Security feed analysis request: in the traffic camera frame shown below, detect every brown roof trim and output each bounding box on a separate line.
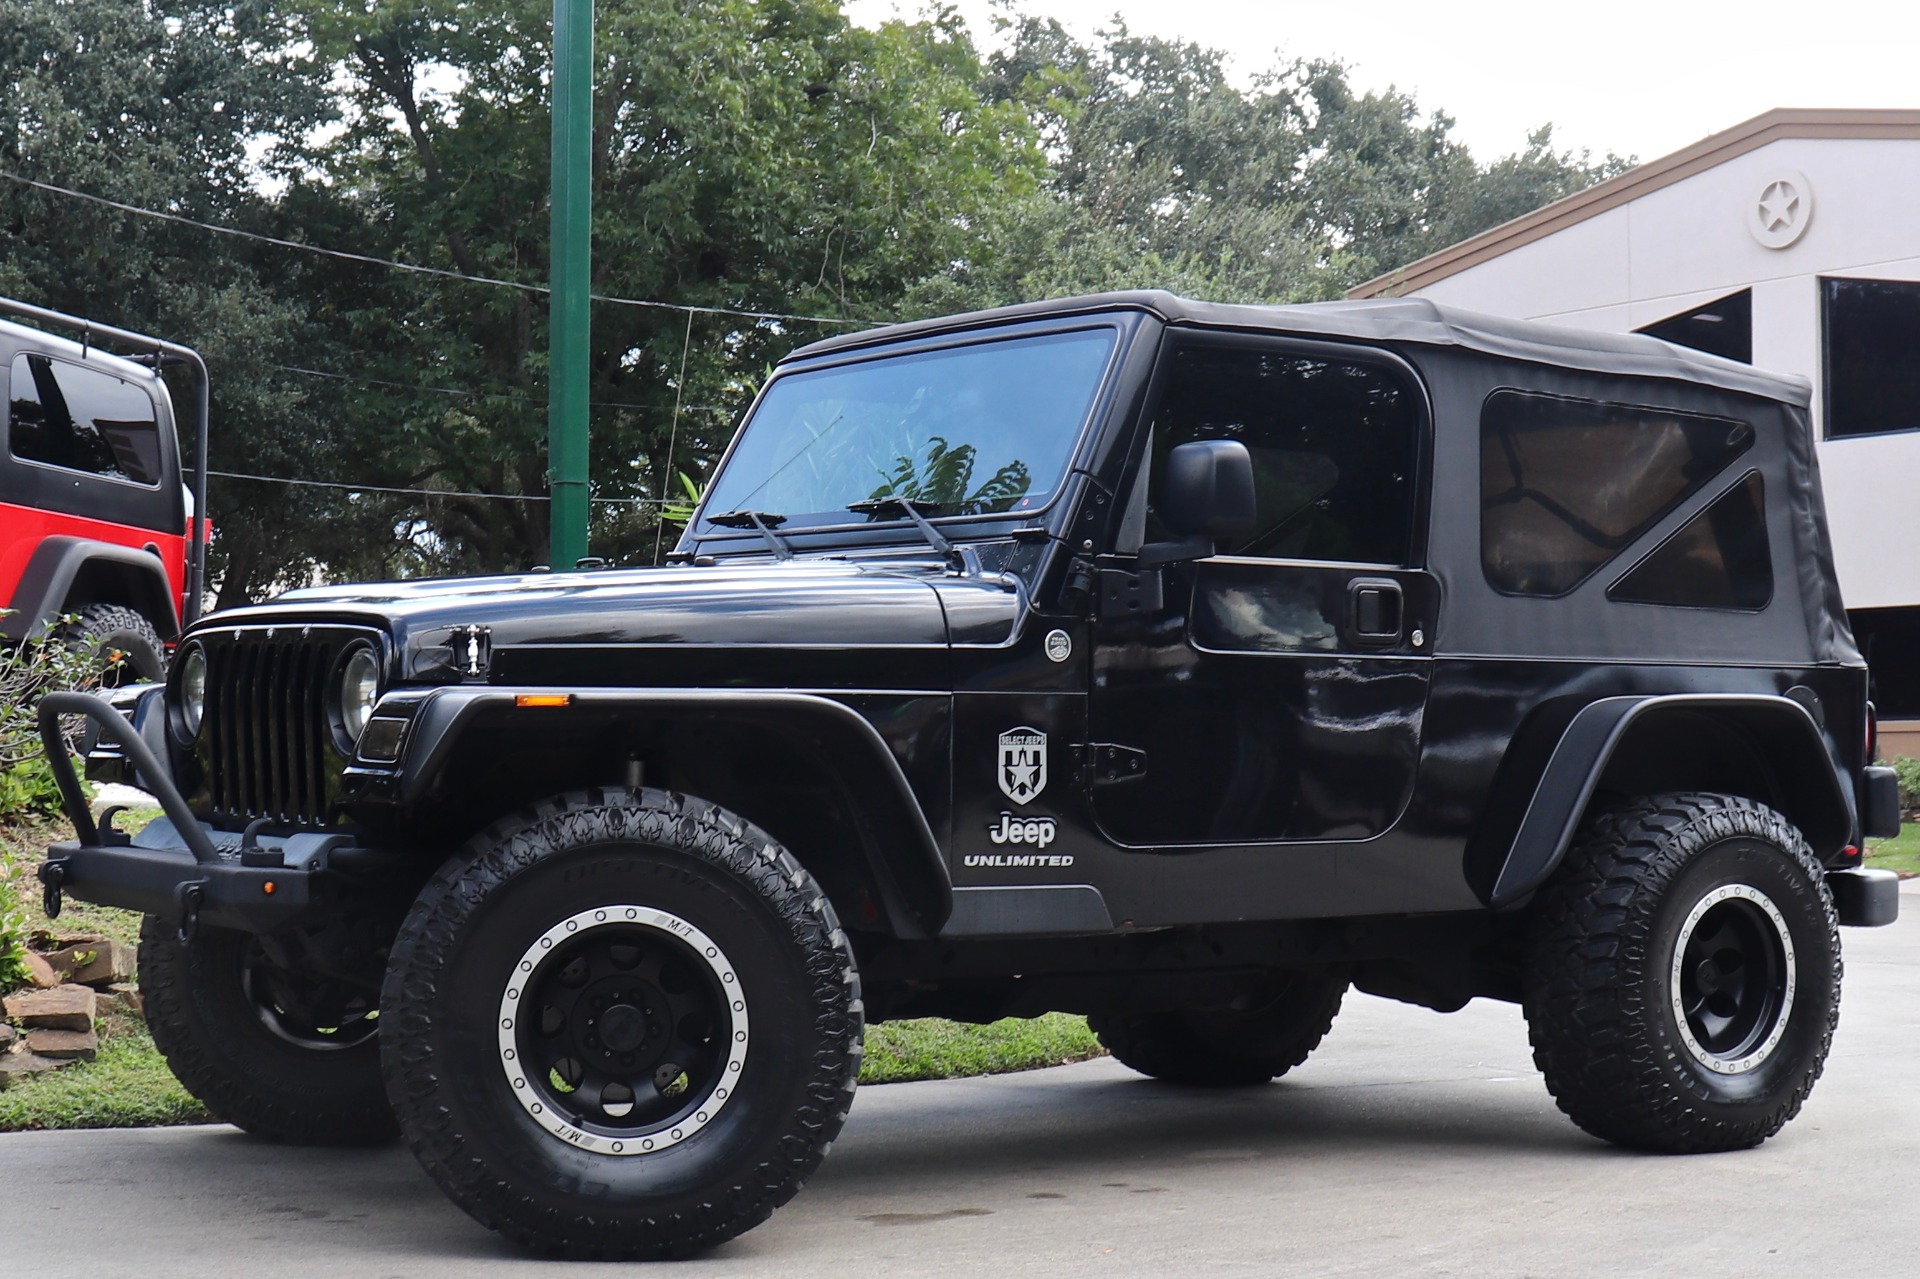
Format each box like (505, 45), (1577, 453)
(1349, 108), (1920, 299)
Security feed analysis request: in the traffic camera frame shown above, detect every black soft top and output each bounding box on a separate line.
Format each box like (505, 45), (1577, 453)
(786, 291), (1809, 408)
(787, 289), (1857, 670)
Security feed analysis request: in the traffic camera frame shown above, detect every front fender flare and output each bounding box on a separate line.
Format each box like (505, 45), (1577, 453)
(1489, 694), (1853, 908)
(391, 687), (952, 937)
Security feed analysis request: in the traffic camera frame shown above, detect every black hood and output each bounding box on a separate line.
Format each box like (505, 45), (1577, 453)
(201, 560), (1024, 682)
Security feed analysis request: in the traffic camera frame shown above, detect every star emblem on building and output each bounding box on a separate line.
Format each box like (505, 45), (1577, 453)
(1758, 180), (1800, 232)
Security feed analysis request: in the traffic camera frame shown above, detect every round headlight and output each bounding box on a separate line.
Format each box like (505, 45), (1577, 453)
(338, 648), (381, 744)
(176, 646), (207, 739)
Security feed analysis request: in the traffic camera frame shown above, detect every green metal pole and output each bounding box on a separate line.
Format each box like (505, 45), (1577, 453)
(548, 0), (592, 569)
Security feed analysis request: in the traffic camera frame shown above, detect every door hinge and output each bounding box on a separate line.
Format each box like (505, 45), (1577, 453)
(1082, 742), (1148, 785)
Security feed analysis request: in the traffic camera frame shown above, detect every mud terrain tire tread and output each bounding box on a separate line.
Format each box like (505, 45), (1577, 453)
(380, 786), (863, 1260)
(139, 915), (398, 1145)
(66, 603), (166, 684)
(1522, 791), (1839, 1154)
(1090, 968), (1348, 1086)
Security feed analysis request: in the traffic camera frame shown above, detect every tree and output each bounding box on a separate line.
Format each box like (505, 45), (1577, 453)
(921, 17), (1629, 308)
(0, 0), (350, 608)
(299, 0), (1049, 574)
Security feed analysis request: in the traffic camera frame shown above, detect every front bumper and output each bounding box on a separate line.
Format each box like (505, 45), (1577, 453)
(37, 691), (344, 936)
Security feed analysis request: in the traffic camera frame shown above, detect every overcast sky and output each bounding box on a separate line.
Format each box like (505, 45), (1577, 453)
(846, 0), (1920, 166)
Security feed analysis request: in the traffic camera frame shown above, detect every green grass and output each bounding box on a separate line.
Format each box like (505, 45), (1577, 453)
(2, 812), (146, 947)
(0, 1009), (1104, 1132)
(0, 1014), (210, 1130)
(860, 1012), (1105, 1084)
(1866, 826), (1920, 878)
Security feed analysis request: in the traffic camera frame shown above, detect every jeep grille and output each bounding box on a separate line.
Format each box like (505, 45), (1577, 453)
(198, 626), (370, 825)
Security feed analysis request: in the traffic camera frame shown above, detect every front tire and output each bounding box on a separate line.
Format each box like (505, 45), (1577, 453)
(381, 788), (862, 1259)
(1523, 792), (1840, 1153)
(139, 916), (396, 1144)
(1090, 967), (1348, 1086)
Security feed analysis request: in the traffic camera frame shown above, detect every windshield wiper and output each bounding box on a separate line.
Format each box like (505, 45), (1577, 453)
(701, 509), (795, 561)
(846, 497), (981, 576)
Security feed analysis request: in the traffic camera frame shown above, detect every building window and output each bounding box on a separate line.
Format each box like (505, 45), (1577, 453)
(1823, 278), (1920, 440)
(1606, 471), (1771, 611)
(1852, 606), (1920, 719)
(1480, 390), (1754, 597)
(1635, 290), (1752, 364)
(1144, 342), (1419, 565)
(7, 352), (163, 485)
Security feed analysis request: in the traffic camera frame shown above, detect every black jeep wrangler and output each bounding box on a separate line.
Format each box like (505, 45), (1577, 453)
(38, 291), (1902, 1258)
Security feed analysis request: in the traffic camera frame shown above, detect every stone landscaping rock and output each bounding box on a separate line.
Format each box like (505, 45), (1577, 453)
(41, 939), (136, 987)
(0, 1051), (64, 1088)
(22, 949), (61, 989)
(2, 984), (97, 1031)
(23, 1027), (98, 1061)
(106, 983), (144, 1020)
(0, 1023), (15, 1050)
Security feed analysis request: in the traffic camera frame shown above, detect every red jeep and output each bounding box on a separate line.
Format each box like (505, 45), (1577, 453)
(0, 297), (209, 678)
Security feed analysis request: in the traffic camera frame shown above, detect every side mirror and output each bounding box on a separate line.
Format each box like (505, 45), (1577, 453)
(1134, 440), (1256, 568)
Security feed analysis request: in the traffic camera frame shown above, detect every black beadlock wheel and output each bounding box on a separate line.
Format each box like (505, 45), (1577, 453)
(1522, 792), (1840, 1153)
(139, 915), (397, 1145)
(1089, 967), (1349, 1086)
(380, 787), (863, 1260)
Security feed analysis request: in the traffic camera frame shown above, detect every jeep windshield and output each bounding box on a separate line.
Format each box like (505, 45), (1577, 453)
(697, 327), (1117, 540)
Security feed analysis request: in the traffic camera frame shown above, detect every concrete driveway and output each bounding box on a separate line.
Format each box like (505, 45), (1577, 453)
(6, 881), (1919, 1277)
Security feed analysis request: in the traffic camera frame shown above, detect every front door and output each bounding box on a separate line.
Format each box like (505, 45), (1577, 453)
(1089, 335), (1436, 847)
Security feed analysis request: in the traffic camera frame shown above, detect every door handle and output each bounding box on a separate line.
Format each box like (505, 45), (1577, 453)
(1347, 578), (1404, 642)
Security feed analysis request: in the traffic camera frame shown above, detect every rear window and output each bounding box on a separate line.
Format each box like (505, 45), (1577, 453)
(7, 352), (164, 485)
(1479, 390), (1754, 597)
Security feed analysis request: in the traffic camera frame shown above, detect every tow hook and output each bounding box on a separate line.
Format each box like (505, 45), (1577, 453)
(38, 860), (67, 920)
(175, 880), (207, 945)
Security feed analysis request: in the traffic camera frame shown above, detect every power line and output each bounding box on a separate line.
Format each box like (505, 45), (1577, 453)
(210, 468), (677, 506)
(0, 170), (876, 328)
(267, 361), (734, 415)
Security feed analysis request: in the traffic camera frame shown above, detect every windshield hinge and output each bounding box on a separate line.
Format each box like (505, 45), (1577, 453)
(1081, 742), (1148, 786)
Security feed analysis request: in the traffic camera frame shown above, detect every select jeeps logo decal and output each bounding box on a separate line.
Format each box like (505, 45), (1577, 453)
(998, 726), (1047, 805)
(968, 812), (1070, 867)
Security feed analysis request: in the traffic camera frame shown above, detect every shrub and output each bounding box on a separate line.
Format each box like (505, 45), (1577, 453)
(1, 619), (101, 987)
(1892, 755), (1920, 814)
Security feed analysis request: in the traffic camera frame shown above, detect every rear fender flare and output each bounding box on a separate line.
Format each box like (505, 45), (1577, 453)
(396, 687), (951, 937)
(1489, 694), (1853, 908)
(2, 536), (179, 641)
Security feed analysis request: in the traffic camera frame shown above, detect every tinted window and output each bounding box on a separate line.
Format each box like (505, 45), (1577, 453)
(1480, 390), (1754, 597)
(1823, 277), (1920, 439)
(1608, 472), (1771, 611)
(1636, 290), (1752, 364)
(1852, 606), (1920, 718)
(703, 328), (1114, 528)
(1144, 345), (1418, 564)
(8, 353), (163, 485)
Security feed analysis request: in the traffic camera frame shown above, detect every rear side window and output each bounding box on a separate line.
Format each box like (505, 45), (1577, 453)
(1480, 390), (1754, 597)
(7, 352), (163, 485)
(1144, 344), (1420, 565)
(1607, 472), (1772, 611)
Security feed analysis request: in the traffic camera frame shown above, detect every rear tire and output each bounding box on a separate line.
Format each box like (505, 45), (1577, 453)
(1090, 967), (1348, 1086)
(380, 787), (863, 1259)
(1522, 792), (1839, 1153)
(139, 916), (397, 1145)
(66, 603), (166, 686)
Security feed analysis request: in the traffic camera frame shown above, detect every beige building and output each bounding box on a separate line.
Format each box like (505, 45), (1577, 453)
(1353, 109), (1920, 754)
